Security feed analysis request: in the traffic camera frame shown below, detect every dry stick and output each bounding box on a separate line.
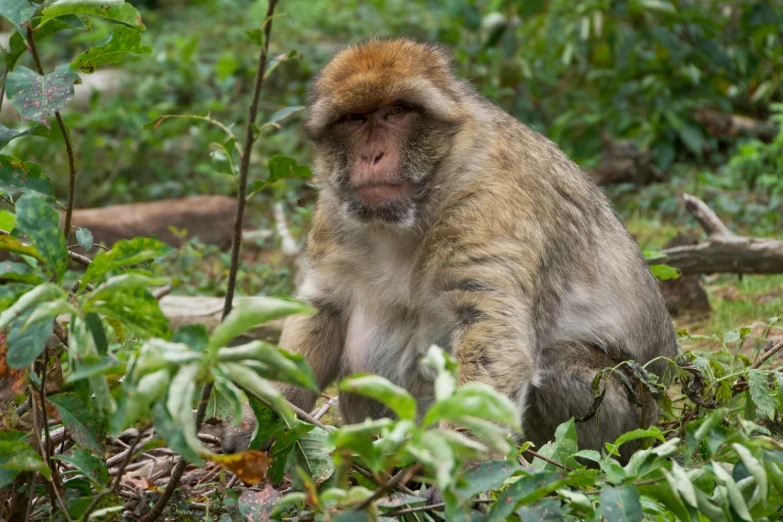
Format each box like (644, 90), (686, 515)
(681, 193), (732, 238)
(523, 448), (572, 471)
(751, 339), (783, 370)
(25, 25), (77, 239)
(351, 463), (423, 512)
(81, 430), (144, 521)
(140, 8), (279, 520)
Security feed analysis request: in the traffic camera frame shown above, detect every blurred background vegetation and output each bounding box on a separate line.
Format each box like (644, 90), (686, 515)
(5, 0), (782, 333)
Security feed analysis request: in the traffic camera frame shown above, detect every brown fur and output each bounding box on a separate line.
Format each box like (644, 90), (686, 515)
(222, 38), (678, 460)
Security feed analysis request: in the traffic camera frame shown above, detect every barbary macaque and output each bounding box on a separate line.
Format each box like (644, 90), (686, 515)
(223, 38), (678, 461)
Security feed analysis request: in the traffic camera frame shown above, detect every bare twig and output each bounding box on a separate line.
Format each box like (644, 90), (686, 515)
(523, 448), (572, 471)
(752, 339), (783, 369)
(681, 193), (732, 238)
(351, 464), (423, 512)
(26, 25), (77, 239)
(81, 430), (144, 521)
(311, 396), (338, 421)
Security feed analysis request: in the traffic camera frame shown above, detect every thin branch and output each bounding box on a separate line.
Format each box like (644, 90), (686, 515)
(312, 396), (338, 421)
(523, 448), (572, 471)
(351, 464), (423, 512)
(222, 0), (279, 321)
(0, 65), (8, 115)
(752, 339), (783, 370)
(81, 429), (144, 521)
(681, 193), (732, 237)
(26, 25), (77, 240)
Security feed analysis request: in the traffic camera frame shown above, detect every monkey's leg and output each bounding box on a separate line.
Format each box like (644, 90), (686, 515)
(523, 343), (657, 463)
(222, 309), (344, 453)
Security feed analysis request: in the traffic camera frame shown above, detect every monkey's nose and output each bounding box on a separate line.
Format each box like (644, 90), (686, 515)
(360, 151), (385, 166)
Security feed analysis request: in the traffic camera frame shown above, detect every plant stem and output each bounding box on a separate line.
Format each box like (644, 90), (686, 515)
(222, 0), (279, 321)
(26, 25), (77, 240)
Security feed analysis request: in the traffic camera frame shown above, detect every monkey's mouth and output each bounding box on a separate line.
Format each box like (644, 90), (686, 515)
(353, 182), (412, 206)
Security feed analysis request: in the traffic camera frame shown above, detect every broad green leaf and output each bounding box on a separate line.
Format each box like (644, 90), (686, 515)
(223, 361), (295, 424)
(267, 155), (312, 184)
(339, 374), (417, 421)
(0, 210), (15, 231)
(747, 369), (776, 420)
(167, 363), (207, 461)
(407, 430), (456, 490)
(23, 298), (79, 328)
(516, 498), (564, 521)
(54, 449), (109, 486)
(152, 400), (202, 465)
(75, 228), (93, 252)
(0, 155), (52, 197)
(733, 444), (767, 509)
(0, 125), (38, 152)
(69, 315), (115, 413)
(0, 282), (64, 330)
(86, 286), (169, 339)
(217, 340), (317, 391)
(0, 0), (35, 33)
(457, 415), (514, 455)
(599, 485), (643, 522)
(6, 65), (81, 127)
(0, 260), (44, 285)
(424, 382), (521, 431)
(41, 0), (145, 30)
(487, 471), (569, 521)
(267, 106), (305, 125)
(541, 419), (578, 471)
(7, 308), (54, 368)
(286, 426), (335, 489)
(71, 24), (152, 74)
(112, 368), (170, 432)
(650, 264), (680, 280)
(422, 344), (459, 400)
(330, 418), (392, 473)
(6, 17), (89, 70)
(15, 194), (68, 279)
(712, 462), (752, 521)
(89, 273), (166, 298)
(209, 297), (313, 350)
(80, 237), (173, 290)
(246, 28), (263, 45)
(48, 392), (105, 453)
(666, 461), (698, 508)
(0, 235), (43, 261)
(454, 460), (520, 502)
(0, 440), (51, 479)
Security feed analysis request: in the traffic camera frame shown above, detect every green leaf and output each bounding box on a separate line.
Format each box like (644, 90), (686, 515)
(748, 369), (776, 420)
(678, 122), (705, 156)
(733, 444), (767, 509)
(267, 155), (312, 184)
(712, 461), (752, 521)
(0, 0), (35, 34)
(0, 125), (37, 152)
(75, 228), (93, 252)
(286, 426), (335, 489)
(86, 286), (169, 339)
(0, 440), (51, 479)
(267, 106), (305, 125)
(599, 485), (643, 522)
(0, 282), (64, 330)
(209, 297), (313, 350)
(48, 392), (105, 453)
(217, 340), (318, 391)
(487, 471), (569, 521)
(80, 237), (173, 290)
(24, 298), (79, 328)
(166, 362), (206, 463)
(7, 308), (54, 369)
(246, 28), (263, 45)
(0, 260), (44, 285)
(223, 361), (295, 424)
(454, 460), (520, 502)
(152, 400), (202, 465)
(650, 264), (680, 280)
(16, 194), (68, 279)
(539, 419), (578, 471)
(424, 382), (521, 431)
(6, 16), (89, 70)
(0, 210), (15, 231)
(54, 449), (109, 486)
(339, 374), (417, 421)
(516, 498), (564, 521)
(0, 234), (42, 261)
(112, 368), (170, 431)
(6, 65), (81, 127)
(41, 0), (145, 30)
(71, 24), (152, 74)
(0, 155), (53, 198)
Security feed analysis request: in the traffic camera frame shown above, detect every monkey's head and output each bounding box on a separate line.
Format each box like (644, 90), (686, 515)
(305, 38), (467, 226)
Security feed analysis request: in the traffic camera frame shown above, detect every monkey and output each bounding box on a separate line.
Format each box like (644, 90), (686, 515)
(222, 38), (678, 463)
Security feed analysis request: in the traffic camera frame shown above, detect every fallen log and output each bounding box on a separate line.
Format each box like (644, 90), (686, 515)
(653, 193), (783, 275)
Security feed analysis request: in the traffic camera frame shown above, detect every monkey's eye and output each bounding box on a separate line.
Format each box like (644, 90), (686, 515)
(387, 103), (409, 117)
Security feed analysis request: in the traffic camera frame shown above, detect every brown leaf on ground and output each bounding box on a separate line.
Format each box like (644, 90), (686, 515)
(205, 450), (272, 485)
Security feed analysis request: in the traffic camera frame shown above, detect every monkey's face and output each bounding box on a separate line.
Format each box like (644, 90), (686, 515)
(315, 102), (449, 225)
(305, 39), (467, 227)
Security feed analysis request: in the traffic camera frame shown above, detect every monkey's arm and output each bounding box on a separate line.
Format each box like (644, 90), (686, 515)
(278, 307), (344, 411)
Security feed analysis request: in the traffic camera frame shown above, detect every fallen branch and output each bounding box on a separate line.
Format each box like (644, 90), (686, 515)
(651, 193), (783, 275)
